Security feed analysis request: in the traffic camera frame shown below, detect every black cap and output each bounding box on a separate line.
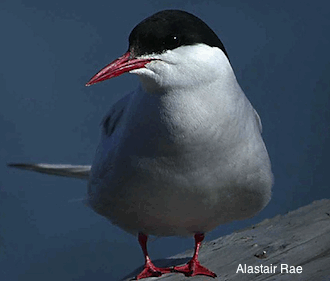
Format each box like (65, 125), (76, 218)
(129, 10), (228, 59)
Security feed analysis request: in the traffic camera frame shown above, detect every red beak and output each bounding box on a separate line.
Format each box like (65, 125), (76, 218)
(86, 51), (155, 86)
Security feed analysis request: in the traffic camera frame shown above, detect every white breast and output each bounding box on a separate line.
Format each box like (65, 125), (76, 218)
(87, 44), (273, 236)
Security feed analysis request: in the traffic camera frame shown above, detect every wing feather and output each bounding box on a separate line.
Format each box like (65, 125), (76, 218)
(8, 163), (91, 180)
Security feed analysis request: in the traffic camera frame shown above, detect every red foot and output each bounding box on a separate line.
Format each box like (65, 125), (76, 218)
(173, 233), (216, 277)
(136, 233), (172, 279)
(173, 259), (217, 278)
(135, 259), (172, 280)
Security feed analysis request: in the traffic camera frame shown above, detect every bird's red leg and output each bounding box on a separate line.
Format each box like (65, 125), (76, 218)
(135, 232), (172, 280)
(173, 233), (217, 277)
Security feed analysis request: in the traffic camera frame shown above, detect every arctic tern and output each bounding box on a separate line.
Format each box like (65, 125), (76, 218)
(9, 9), (273, 279)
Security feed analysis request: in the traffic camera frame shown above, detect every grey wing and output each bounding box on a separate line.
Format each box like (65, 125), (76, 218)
(7, 163), (91, 180)
(253, 108), (263, 133)
(89, 92), (133, 178)
(7, 93), (132, 181)
(100, 92), (132, 137)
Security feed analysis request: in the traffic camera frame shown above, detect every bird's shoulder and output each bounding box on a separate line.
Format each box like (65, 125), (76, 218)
(101, 92), (133, 137)
(253, 108), (262, 133)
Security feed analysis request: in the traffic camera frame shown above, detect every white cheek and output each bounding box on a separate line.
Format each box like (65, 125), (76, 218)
(129, 45), (231, 91)
(130, 60), (164, 76)
(130, 67), (154, 76)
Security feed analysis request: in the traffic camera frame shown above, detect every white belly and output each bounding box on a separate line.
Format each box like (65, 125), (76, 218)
(87, 87), (273, 236)
(88, 143), (272, 236)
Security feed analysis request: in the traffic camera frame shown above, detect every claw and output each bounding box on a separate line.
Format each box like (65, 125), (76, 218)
(136, 259), (172, 279)
(173, 259), (216, 277)
(173, 233), (216, 277)
(135, 233), (172, 279)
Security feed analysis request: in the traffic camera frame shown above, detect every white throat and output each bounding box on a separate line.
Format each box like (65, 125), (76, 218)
(130, 44), (235, 94)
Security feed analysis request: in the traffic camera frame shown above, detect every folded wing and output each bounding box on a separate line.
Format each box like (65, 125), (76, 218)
(7, 163), (91, 180)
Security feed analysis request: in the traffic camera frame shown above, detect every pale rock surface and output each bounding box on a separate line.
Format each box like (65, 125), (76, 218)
(122, 199), (330, 281)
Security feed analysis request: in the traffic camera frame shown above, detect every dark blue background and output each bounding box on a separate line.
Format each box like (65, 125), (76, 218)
(1, 0), (329, 280)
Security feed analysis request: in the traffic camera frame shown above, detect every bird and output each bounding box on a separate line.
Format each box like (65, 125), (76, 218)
(8, 9), (273, 279)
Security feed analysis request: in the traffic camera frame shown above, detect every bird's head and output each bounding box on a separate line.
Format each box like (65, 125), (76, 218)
(86, 10), (231, 93)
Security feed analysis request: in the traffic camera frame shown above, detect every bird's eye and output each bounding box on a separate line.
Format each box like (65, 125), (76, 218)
(162, 35), (180, 49)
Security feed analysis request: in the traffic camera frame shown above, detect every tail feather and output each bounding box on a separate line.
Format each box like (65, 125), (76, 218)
(7, 163), (91, 180)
